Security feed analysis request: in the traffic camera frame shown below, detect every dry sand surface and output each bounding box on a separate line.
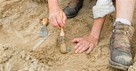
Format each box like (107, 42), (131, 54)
(0, 0), (136, 71)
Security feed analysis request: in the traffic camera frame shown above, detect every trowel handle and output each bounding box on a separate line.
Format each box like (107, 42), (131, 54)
(42, 18), (48, 26)
(60, 27), (65, 37)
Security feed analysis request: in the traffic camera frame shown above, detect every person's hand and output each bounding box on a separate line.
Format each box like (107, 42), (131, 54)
(72, 35), (98, 54)
(49, 9), (67, 29)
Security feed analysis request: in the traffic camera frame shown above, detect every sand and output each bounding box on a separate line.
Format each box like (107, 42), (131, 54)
(0, 0), (136, 71)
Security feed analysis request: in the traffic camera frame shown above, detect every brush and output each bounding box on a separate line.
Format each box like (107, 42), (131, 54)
(59, 12), (67, 54)
(60, 27), (67, 54)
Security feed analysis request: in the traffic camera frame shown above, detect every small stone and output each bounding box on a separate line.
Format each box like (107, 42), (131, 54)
(47, 62), (52, 66)
(33, 60), (38, 64)
(23, 67), (29, 70)
(66, 47), (71, 52)
(0, 64), (4, 71)
(40, 67), (46, 71)
(45, 65), (49, 69)
(0, 44), (3, 49)
(31, 59), (37, 63)
(29, 68), (35, 71)
(5, 63), (11, 71)
(18, 70), (23, 71)
(26, 55), (31, 61)
(20, 51), (26, 59)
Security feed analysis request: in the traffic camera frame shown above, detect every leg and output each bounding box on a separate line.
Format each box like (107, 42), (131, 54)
(116, 0), (135, 22)
(109, 0), (136, 70)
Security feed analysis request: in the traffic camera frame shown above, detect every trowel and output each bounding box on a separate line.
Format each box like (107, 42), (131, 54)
(32, 18), (50, 51)
(39, 18), (49, 37)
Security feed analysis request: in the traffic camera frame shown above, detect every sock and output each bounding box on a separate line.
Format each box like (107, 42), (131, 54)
(114, 18), (131, 26)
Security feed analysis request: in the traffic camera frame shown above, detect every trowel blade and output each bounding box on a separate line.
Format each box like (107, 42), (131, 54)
(39, 26), (48, 37)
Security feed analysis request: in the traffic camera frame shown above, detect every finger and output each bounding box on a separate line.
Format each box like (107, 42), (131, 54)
(72, 38), (82, 43)
(52, 17), (60, 29)
(49, 15), (57, 27)
(86, 44), (94, 54)
(63, 12), (67, 25)
(59, 11), (65, 27)
(49, 18), (57, 28)
(74, 42), (82, 50)
(79, 44), (89, 53)
(75, 43), (85, 53)
(56, 14), (64, 27)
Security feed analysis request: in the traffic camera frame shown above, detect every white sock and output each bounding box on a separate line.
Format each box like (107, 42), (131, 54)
(114, 18), (131, 26)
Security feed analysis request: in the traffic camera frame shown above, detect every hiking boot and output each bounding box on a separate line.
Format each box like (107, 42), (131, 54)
(64, 0), (84, 18)
(109, 22), (134, 71)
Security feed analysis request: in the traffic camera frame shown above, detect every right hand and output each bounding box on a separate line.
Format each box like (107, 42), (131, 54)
(49, 8), (67, 29)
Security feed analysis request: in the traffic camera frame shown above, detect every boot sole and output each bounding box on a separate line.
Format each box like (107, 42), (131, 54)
(67, 14), (77, 18)
(109, 58), (129, 71)
(109, 42), (129, 71)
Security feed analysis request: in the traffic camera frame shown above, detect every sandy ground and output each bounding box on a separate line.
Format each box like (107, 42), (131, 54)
(0, 0), (136, 71)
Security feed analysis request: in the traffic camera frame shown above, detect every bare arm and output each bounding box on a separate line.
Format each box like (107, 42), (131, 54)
(89, 17), (105, 39)
(48, 0), (60, 12)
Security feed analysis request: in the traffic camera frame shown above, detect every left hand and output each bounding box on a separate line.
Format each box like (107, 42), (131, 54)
(72, 36), (98, 54)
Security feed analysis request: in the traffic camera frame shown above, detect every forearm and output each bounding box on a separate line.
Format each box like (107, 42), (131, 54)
(48, 0), (61, 12)
(89, 17), (105, 39)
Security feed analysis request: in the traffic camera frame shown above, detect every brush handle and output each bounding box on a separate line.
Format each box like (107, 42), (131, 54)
(42, 18), (48, 26)
(59, 11), (65, 36)
(60, 27), (64, 37)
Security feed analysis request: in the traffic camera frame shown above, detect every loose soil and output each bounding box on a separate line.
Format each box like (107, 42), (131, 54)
(0, 0), (136, 71)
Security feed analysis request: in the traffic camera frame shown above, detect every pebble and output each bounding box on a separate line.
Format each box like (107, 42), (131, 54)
(29, 68), (35, 71)
(23, 67), (29, 71)
(18, 70), (23, 71)
(0, 44), (3, 50)
(26, 55), (31, 61)
(20, 51), (26, 59)
(0, 64), (4, 71)
(47, 62), (52, 66)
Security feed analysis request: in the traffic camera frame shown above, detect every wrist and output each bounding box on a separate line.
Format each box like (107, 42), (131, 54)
(89, 33), (99, 40)
(86, 34), (99, 46)
(49, 7), (61, 13)
(48, 0), (61, 13)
